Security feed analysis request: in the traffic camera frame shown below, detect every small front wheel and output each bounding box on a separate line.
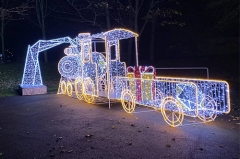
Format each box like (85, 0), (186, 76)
(161, 97), (184, 127)
(75, 77), (84, 100)
(67, 81), (73, 97)
(61, 80), (67, 95)
(83, 78), (95, 104)
(121, 90), (135, 113)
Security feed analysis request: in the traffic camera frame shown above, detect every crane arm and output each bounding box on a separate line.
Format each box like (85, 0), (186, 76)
(21, 37), (75, 86)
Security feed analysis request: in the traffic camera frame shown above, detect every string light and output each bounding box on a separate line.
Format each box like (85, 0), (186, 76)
(20, 28), (230, 127)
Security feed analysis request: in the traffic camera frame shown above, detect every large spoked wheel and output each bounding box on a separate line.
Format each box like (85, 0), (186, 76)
(75, 77), (84, 100)
(61, 80), (67, 94)
(121, 90), (135, 113)
(198, 96), (217, 122)
(161, 97), (184, 127)
(83, 78), (95, 104)
(67, 81), (73, 97)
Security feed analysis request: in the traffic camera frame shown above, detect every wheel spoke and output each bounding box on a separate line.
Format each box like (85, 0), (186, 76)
(166, 112), (172, 119)
(162, 98), (184, 127)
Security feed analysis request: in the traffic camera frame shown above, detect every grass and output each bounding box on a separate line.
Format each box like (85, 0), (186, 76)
(0, 62), (60, 97)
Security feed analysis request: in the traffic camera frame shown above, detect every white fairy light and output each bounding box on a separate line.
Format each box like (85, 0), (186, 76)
(21, 28), (230, 127)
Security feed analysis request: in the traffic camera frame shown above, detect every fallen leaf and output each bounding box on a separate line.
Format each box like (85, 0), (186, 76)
(68, 150), (73, 153)
(112, 126), (115, 129)
(171, 138), (175, 141)
(118, 121), (121, 124)
(131, 124), (135, 127)
(127, 142), (132, 145)
(50, 154), (54, 157)
(60, 146), (64, 148)
(138, 130), (141, 132)
(122, 117), (125, 119)
(26, 132), (29, 134)
(0, 152), (2, 155)
(91, 146), (94, 149)
(166, 144), (171, 147)
(85, 134), (93, 138)
(219, 145), (224, 148)
(211, 132), (214, 134)
(146, 126), (149, 128)
(87, 140), (91, 142)
(199, 148), (203, 151)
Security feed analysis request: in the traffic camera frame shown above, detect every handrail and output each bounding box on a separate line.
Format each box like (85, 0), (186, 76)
(155, 67), (209, 79)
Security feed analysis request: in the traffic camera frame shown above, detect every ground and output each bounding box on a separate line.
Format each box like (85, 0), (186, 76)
(0, 94), (239, 159)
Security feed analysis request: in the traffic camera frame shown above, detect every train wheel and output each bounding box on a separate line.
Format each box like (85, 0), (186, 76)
(83, 78), (95, 104)
(67, 81), (73, 97)
(75, 77), (84, 100)
(121, 90), (135, 113)
(61, 80), (67, 94)
(161, 97), (184, 127)
(198, 96), (217, 122)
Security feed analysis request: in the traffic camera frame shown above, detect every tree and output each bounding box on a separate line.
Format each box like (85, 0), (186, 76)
(53, 0), (107, 30)
(54, 0), (184, 64)
(143, 0), (185, 62)
(27, 0), (53, 63)
(205, 0), (239, 34)
(0, 0), (31, 63)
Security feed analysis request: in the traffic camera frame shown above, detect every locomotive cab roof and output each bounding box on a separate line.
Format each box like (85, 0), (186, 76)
(92, 28), (138, 41)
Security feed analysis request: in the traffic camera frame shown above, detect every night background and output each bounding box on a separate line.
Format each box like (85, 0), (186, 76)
(0, 1), (239, 158)
(0, 0), (239, 94)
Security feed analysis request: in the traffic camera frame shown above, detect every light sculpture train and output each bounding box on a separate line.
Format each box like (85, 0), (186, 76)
(20, 28), (231, 127)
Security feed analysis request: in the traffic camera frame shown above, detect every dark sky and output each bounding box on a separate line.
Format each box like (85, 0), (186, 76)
(3, 1), (239, 63)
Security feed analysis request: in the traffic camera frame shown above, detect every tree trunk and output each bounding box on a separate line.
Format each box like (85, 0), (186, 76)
(42, 27), (48, 63)
(150, 21), (156, 63)
(127, 0), (138, 66)
(1, 5), (5, 63)
(127, 38), (133, 66)
(105, 2), (111, 30)
(134, 0), (139, 33)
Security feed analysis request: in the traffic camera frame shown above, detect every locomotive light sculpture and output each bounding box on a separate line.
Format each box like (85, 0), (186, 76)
(20, 28), (230, 127)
